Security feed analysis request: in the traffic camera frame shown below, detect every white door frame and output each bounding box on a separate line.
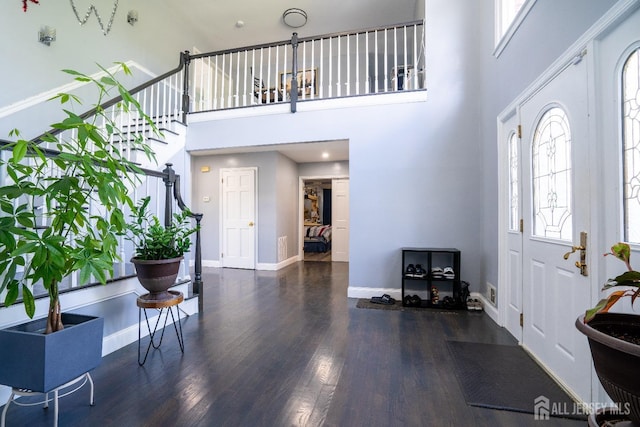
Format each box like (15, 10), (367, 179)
(299, 175), (349, 260)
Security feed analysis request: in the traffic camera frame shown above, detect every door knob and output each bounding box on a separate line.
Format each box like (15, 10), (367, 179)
(248, 221), (254, 227)
(563, 245), (585, 260)
(563, 231), (588, 276)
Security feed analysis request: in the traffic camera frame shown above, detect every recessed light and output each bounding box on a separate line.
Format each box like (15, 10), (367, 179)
(235, 20), (245, 28)
(322, 152), (329, 159)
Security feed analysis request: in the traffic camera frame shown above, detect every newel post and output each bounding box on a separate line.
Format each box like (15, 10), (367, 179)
(181, 50), (191, 124)
(290, 33), (299, 113)
(193, 213), (204, 312)
(162, 163), (176, 228)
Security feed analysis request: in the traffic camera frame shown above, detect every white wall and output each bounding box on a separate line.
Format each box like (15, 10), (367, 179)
(190, 151), (301, 265)
(0, 0), (213, 137)
(187, 92), (485, 295)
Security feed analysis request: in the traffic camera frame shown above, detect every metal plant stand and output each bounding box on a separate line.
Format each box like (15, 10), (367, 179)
(137, 290), (185, 366)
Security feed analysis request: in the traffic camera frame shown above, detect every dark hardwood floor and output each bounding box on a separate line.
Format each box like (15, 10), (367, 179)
(1, 262), (586, 426)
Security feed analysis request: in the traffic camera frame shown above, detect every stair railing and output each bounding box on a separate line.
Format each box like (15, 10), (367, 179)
(0, 49), (205, 310)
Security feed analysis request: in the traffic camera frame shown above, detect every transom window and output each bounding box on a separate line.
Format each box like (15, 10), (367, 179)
(623, 47), (640, 243)
(532, 107), (572, 240)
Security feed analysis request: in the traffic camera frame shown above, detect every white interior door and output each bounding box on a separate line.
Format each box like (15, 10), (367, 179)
(221, 168), (256, 269)
(519, 56), (592, 401)
(503, 110), (524, 343)
(331, 178), (349, 262)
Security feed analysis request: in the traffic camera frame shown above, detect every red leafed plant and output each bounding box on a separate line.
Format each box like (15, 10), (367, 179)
(23, 0), (39, 12)
(585, 242), (640, 323)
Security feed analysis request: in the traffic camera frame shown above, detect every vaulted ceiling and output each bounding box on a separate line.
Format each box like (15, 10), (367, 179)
(168, 0), (423, 53)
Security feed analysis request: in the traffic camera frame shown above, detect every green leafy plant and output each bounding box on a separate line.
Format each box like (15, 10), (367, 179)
(0, 63), (157, 333)
(584, 242), (640, 323)
(127, 196), (197, 260)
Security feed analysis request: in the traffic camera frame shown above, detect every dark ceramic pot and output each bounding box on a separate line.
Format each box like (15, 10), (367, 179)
(131, 256), (183, 297)
(576, 313), (640, 424)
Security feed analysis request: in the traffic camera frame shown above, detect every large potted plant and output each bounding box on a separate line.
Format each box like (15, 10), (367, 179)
(127, 196), (197, 299)
(575, 242), (640, 424)
(0, 64), (157, 392)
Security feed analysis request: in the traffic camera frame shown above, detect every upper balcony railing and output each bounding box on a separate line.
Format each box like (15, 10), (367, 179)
(0, 21), (425, 140)
(187, 20), (425, 114)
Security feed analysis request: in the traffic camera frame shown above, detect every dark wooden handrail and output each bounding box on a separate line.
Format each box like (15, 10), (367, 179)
(28, 51), (189, 145)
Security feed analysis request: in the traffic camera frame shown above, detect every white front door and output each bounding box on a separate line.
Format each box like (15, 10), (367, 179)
(331, 178), (349, 262)
(221, 168), (256, 269)
(519, 56), (592, 401)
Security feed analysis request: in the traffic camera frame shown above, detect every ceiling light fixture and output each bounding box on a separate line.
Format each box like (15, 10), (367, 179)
(283, 8), (307, 28)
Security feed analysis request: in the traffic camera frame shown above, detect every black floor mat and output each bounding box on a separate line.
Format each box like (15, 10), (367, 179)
(447, 341), (587, 420)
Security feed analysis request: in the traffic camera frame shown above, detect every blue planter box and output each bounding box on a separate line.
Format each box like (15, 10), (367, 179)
(0, 313), (103, 392)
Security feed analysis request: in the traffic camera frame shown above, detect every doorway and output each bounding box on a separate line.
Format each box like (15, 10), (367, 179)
(301, 177), (349, 262)
(500, 47), (593, 402)
(302, 179), (332, 261)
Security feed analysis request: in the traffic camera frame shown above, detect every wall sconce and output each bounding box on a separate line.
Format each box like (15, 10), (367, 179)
(38, 26), (56, 46)
(127, 10), (138, 26)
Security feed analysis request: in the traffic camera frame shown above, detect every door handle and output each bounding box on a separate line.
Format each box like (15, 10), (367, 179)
(563, 231), (588, 276)
(248, 221), (254, 227)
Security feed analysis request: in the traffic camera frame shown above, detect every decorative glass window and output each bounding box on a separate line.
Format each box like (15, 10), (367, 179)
(623, 48), (640, 243)
(532, 107), (572, 240)
(509, 131), (520, 231)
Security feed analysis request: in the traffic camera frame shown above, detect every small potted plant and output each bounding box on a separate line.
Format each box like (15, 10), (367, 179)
(127, 196), (198, 298)
(575, 242), (640, 424)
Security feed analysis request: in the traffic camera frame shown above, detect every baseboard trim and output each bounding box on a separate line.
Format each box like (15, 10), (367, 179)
(256, 255), (299, 271)
(347, 286), (402, 301)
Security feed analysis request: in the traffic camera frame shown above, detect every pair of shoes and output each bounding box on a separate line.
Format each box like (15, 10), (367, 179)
(466, 298), (483, 311)
(441, 296), (455, 309)
(414, 264), (427, 278)
(403, 294), (422, 307)
(405, 264), (427, 278)
(443, 267), (455, 279)
(431, 267), (444, 279)
(371, 294), (396, 305)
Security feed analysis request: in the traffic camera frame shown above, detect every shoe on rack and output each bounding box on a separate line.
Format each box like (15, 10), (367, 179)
(431, 267), (444, 279)
(405, 264), (416, 278)
(443, 266), (455, 279)
(414, 264), (427, 278)
(411, 294), (422, 307)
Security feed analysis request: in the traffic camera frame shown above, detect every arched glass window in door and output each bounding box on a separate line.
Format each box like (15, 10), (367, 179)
(623, 47), (640, 244)
(532, 107), (572, 240)
(508, 131), (520, 231)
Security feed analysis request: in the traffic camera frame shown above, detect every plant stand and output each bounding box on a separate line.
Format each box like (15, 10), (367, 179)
(1, 372), (94, 427)
(137, 290), (185, 366)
